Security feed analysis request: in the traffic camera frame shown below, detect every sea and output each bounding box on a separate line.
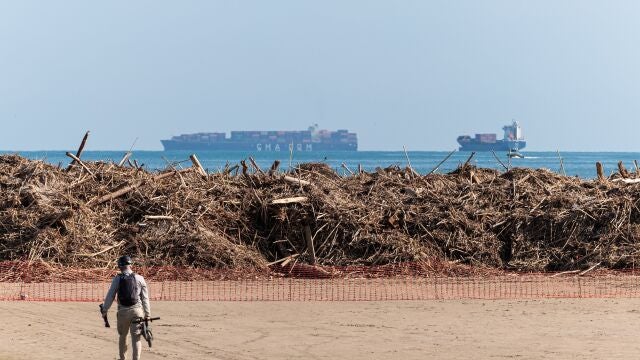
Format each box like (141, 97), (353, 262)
(1, 150), (638, 179)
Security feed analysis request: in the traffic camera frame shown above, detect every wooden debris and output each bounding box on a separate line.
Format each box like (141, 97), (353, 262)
(271, 197), (308, 205)
(76, 241), (125, 257)
(282, 175), (310, 186)
(4, 154), (640, 273)
(427, 149), (456, 175)
(341, 163), (354, 176)
(65, 152), (94, 176)
(224, 164), (240, 175)
(269, 160), (281, 175)
(304, 225), (316, 265)
(557, 150), (566, 176)
(579, 262), (601, 276)
(462, 152), (476, 168)
(491, 150), (509, 171)
(403, 146), (419, 177)
(266, 254), (299, 267)
(240, 160), (248, 175)
(618, 161), (631, 178)
(66, 131), (90, 171)
(248, 157), (264, 174)
(596, 162), (605, 182)
(190, 154), (207, 176)
(87, 171), (177, 207)
(144, 215), (174, 220)
(612, 178), (640, 184)
(550, 270), (581, 277)
(118, 152), (132, 167)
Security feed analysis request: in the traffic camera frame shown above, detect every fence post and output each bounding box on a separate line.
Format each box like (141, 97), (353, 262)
(578, 277), (582, 298)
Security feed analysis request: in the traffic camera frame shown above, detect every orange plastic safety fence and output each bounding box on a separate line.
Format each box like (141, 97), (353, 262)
(3, 261), (639, 301)
(2, 276), (640, 302)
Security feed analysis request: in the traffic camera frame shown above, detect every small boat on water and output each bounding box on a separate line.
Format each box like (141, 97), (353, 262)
(507, 148), (524, 159)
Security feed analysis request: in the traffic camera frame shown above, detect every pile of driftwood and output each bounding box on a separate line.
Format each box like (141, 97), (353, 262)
(2, 147), (640, 273)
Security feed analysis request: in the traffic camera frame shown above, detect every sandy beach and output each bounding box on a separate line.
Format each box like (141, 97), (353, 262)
(1, 299), (639, 359)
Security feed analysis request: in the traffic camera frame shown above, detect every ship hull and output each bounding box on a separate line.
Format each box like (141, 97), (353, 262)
(161, 140), (357, 152)
(458, 140), (527, 152)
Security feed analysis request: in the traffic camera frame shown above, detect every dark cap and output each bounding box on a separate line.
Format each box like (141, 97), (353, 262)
(117, 255), (133, 267)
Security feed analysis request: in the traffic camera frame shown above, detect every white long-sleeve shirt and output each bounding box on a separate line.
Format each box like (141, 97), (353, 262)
(102, 269), (151, 317)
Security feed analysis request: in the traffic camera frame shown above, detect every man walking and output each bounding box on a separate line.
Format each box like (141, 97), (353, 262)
(101, 255), (151, 360)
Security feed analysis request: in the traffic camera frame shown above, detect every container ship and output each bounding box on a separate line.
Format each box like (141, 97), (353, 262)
(161, 124), (358, 152)
(457, 121), (526, 151)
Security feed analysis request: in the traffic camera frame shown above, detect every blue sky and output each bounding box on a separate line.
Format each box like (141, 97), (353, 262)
(1, 1), (639, 151)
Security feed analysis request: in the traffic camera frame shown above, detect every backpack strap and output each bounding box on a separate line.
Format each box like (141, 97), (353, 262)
(129, 272), (138, 288)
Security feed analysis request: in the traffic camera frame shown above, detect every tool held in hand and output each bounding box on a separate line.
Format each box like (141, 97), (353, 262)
(99, 304), (110, 328)
(132, 316), (160, 348)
